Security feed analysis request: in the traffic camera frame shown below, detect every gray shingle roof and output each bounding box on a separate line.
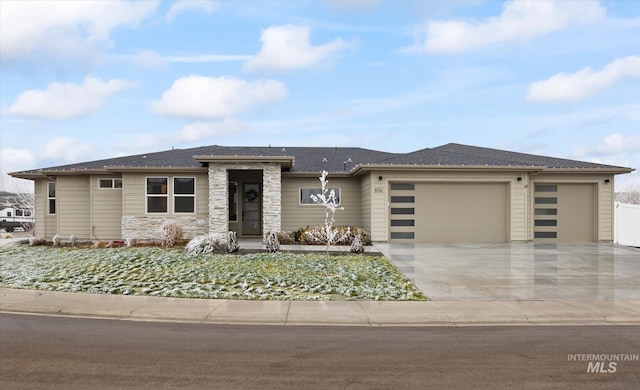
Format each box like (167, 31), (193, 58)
(10, 143), (632, 177)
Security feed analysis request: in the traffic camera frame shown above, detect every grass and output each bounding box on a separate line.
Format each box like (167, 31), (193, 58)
(0, 245), (426, 301)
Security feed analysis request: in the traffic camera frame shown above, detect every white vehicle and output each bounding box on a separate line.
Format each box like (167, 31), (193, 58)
(0, 205), (34, 232)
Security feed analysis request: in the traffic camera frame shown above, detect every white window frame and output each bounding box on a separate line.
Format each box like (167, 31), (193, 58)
(48, 182), (56, 215)
(299, 187), (341, 206)
(146, 177), (169, 214)
(173, 177), (196, 214)
(98, 178), (123, 189)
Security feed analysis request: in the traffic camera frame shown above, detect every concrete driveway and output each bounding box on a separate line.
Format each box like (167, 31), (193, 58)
(373, 243), (640, 301)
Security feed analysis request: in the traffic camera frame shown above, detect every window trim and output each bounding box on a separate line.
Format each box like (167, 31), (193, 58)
(48, 182), (56, 215)
(173, 177), (196, 214)
(299, 187), (341, 206)
(146, 177), (169, 214)
(229, 182), (238, 222)
(98, 178), (123, 189)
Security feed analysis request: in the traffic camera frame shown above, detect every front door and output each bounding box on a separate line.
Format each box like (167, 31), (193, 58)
(242, 183), (261, 235)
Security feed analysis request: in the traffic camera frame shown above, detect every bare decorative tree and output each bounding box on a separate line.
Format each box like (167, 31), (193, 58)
(308, 170), (350, 254)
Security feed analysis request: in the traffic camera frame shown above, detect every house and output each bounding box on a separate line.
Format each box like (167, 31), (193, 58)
(9, 143), (634, 243)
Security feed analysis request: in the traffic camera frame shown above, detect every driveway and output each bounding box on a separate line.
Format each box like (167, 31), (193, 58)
(373, 243), (640, 301)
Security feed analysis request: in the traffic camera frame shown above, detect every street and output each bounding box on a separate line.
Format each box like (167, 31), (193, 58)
(1, 313), (638, 389)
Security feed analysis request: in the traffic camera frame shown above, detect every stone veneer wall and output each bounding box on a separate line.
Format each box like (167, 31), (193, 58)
(208, 165), (229, 235)
(262, 164), (281, 235)
(207, 162), (282, 237)
(122, 216), (208, 240)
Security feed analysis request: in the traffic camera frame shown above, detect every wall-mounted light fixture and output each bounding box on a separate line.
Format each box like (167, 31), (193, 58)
(517, 177), (522, 182)
(378, 175), (383, 181)
(604, 179), (610, 184)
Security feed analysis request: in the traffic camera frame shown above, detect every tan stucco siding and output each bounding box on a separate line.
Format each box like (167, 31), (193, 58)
(360, 173), (372, 234)
(57, 176), (91, 239)
(531, 173), (614, 242)
(367, 170), (526, 242)
(367, 171), (389, 242)
(33, 179), (50, 238)
(122, 173), (145, 216)
(280, 176), (361, 232)
(91, 176), (123, 241)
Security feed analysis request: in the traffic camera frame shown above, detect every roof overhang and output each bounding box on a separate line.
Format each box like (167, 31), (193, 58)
(350, 164), (635, 176)
(193, 155), (294, 169)
(536, 167), (635, 174)
(350, 164), (547, 176)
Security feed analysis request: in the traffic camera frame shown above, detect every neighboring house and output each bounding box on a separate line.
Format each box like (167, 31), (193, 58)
(9, 143), (634, 244)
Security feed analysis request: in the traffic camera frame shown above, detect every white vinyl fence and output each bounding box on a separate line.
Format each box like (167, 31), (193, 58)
(615, 202), (640, 247)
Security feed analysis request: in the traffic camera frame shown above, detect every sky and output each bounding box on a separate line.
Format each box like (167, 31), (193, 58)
(1, 0), (639, 193)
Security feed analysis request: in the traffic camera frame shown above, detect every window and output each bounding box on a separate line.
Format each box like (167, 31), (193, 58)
(48, 182), (56, 214)
(147, 177), (168, 213)
(174, 177), (195, 213)
(229, 182), (238, 221)
(391, 183), (414, 191)
(535, 197), (557, 204)
(535, 208), (557, 215)
(535, 185), (557, 192)
(391, 208), (414, 215)
(535, 232), (557, 239)
(391, 196), (415, 203)
(99, 178), (123, 189)
(300, 188), (340, 205)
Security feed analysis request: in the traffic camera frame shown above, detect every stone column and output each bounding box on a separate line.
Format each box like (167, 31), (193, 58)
(208, 165), (228, 235)
(262, 164), (281, 235)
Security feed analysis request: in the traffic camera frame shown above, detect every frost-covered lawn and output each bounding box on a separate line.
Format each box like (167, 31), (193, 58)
(0, 246), (426, 301)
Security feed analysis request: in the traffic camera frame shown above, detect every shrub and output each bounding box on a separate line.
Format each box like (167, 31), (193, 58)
(297, 226), (370, 246)
(264, 231), (280, 253)
(160, 222), (183, 248)
(265, 230), (296, 245)
(29, 237), (48, 246)
(125, 238), (137, 248)
(350, 234), (364, 253)
(227, 231), (239, 253)
(185, 233), (226, 255)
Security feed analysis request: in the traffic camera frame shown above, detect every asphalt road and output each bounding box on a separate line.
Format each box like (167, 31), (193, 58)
(1, 314), (638, 389)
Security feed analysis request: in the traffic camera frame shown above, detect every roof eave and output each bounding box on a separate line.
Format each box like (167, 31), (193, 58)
(351, 164), (547, 175)
(538, 167), (635, 174)
(104, 166), (207, 173)
(193, 155), (294, 169)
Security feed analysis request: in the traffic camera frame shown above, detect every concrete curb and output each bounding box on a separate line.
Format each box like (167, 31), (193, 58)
(2, 288), (639, 327)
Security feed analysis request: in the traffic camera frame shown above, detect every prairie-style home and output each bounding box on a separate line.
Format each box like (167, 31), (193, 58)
(10, 143), (634, 243)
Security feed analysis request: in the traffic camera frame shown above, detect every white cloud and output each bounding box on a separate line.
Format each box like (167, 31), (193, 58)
(111, 51), (253, 68)
(526, 56), (640, 102)
(323, 0), (381, 11)
(244, 25), (352, 72)
(413, 0), (605, 54)
(178, 119), (247, 142)
(0, 0), (158, 63)
(5, 76), (135, 120)
(41, 137), (97, 163)
(0, 148), (37, 192)
(151, 75), (286, 119)
(166, 0), (218, 22)
(165, 54), (253, 63)
(596, 133), (640, 155)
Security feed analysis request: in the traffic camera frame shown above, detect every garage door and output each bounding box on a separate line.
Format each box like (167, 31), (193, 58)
(390, 182), (508, 243)
(534, 183), (595, 242)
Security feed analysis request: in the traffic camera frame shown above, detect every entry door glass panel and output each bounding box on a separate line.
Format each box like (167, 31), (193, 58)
(242, 183), (261, 235)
